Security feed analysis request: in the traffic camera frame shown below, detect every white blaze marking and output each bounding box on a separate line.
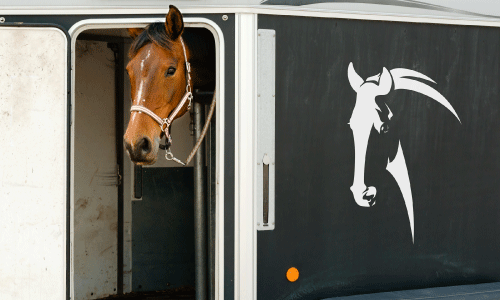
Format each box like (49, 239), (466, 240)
(136, 81), (145, 105)
(136, 49), (152, 105)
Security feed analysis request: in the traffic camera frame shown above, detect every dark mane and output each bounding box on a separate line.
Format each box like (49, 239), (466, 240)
(129, 23), (173, 57)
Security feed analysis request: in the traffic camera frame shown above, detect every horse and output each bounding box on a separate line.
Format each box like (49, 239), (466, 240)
(123, 5), (215, 165)
(347, 62), (461, 242)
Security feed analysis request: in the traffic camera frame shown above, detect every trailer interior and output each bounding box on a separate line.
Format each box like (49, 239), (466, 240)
(72, 25), (216, 300)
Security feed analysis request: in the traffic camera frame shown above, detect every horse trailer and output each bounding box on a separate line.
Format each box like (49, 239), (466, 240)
(1, 1), (500, 299)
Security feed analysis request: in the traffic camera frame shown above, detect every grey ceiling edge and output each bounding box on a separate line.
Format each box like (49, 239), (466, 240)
(260, 0), (500, 19)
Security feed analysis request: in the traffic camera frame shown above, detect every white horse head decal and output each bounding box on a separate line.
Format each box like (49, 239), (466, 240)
(347, 62), (461, 242)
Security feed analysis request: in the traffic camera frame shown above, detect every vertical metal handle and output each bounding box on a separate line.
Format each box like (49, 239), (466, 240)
(263, 157), (270, 226)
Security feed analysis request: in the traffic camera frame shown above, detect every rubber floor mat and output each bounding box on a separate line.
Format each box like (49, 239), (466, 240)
(97, 286), (195, 300)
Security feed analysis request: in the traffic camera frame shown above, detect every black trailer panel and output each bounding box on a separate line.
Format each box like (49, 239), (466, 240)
(258, 15), (500, 300)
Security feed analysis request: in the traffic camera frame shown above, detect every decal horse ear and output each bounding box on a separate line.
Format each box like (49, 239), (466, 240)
(347, 62), (461, 242)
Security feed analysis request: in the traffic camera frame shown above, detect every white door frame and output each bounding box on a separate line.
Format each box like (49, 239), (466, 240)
(69, 16), (225, 299)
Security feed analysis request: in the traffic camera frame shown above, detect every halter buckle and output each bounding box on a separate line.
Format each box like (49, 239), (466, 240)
(160, 119), (171, 132)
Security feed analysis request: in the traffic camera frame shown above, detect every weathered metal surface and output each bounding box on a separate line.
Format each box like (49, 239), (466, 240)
(1, 0), (500, 20)
(74, 40), (118, 300)
(258, 14), (500, 299)
(0, 27), (67, 300)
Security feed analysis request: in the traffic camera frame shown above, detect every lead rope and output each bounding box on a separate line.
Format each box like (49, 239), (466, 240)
(182, 92), (216, 165)
(166, 92), (216, 166)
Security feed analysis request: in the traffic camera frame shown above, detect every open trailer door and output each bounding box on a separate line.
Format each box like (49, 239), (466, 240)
(256, 13), (500, 300)
(0, 25), (69, 300)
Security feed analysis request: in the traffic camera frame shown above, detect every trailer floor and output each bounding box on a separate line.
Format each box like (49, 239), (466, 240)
(97, 286), (195, 300)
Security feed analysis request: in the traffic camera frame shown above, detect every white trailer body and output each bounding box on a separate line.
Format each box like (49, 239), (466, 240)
(1, 1), (500, 299)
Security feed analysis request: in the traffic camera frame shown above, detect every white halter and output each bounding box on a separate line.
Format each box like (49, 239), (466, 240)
(130, 36), (193, 149)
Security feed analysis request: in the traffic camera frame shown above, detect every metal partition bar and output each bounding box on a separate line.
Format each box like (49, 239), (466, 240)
(107, 40), (126, 295)
(194, 102), (207, 300)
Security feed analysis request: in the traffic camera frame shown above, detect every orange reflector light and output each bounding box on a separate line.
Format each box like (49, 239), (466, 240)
(286, 267), (299, 282)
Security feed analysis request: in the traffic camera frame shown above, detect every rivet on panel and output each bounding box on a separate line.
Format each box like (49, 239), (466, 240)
(0, 17), (5, 23)
(222, 15), (228, 21)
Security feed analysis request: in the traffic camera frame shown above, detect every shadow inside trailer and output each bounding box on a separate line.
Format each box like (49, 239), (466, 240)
(97, 286), (194, 300)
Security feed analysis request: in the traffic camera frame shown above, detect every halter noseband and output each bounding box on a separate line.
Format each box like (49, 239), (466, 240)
(130, 36), (193, 150)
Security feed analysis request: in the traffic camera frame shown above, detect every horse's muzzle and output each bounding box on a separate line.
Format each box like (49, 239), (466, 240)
(124, 135), (159, 165)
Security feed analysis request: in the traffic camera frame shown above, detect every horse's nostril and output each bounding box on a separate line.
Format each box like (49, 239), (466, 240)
(138, 137), (152, 155)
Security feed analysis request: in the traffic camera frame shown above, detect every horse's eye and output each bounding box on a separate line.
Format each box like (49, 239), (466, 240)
(165, 67), (176, 77)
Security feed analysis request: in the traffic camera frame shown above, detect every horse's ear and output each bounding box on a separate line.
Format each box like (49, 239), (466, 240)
(375, 67), (393, 96)
(127, 28), (144, 39)
(348, 62), (364, 93)
(165, 5), (184, 40)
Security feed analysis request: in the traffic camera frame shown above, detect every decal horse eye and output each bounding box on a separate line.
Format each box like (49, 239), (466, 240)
(380, 123), (389, 133)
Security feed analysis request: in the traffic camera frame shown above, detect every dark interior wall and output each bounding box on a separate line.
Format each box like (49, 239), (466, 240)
(257, 15), (500, 300)
(132, 167), (196, 292)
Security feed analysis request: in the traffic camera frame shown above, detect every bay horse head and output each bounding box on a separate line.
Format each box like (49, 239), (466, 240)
(347, 62), (460, 241)
(124, 5), (191, 165)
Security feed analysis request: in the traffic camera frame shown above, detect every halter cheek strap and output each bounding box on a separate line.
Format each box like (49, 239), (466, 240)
(130, 36), (193, 149)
